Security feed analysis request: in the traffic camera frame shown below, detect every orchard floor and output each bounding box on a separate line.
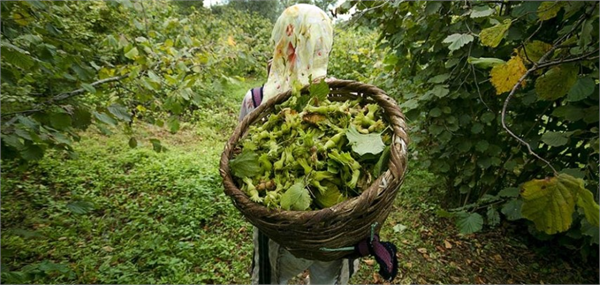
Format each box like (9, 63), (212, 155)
(2, 122), (598, 284)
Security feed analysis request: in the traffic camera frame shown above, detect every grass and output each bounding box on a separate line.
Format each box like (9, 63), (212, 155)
(1, 79), (599, 284)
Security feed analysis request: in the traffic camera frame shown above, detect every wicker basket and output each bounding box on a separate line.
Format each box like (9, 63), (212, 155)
(219, 79), (409, 261)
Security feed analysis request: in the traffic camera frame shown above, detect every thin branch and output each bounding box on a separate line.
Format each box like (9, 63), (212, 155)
(471, 63), (492, 112)
(139, 0), (149, 36)
(2, 75), (128, 124)
(500, 48), (598, 176)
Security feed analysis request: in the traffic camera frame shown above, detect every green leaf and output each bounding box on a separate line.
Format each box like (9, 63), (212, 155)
(280, 181), (311, 211)
(520, 174), (580, 234)
(456, 212), (483, 234)
(1, 46), (35, 69)
(81, 83), (96, 94)
(229, 151), (261, 179)
(21, 143), (44, 161)
(400, 99), (418, 110)
(567, 77), (596, 102)
(429, 108), (442, 117)
(501, 199), (523, 221)
(551, 105), (584, 122)
(124, 47), (139, 59)
(541, 131), (569, 147)
(470, 5), (495, 18)
(479, 19), (511, 48)
(535, 64), (578, 101)
(66, 201), (94, 214)
(475, 140), (489, 152)
(442, 33), (474, 51)
(314, 183), (346, 208)
(106, 104), (131, 122)
(346, 125), (385, 156)
(128, 137), (137, 148)
(72, 107), (92, 129)
(487, 206), (501, 226)
(430, 85), (449, 98)
(149, 138), (163, 152)
(537, 1), (564, 21)
(467, 57), (506, 69)
(308, 79), (329, 103)
(2, 134), (23, 149)
(498, 187), (520, 198)
(428, 73), (450, 84)
(49, 113), (72, 130)
(93, 111), (118, 126)
(575, 184), (600, 227)
(581, 219), (599, 245)
(471, 123), (483, 134)
(373, 146), (391, 178)
(167, 116), (180, 133)
(560, 168), (586, 179)
(481, 112), (495, 124)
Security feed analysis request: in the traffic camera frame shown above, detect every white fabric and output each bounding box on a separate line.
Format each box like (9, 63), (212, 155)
(262, 4), (334, 102)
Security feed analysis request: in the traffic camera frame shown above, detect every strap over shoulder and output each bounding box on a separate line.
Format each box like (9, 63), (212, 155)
(251, 86), (264, 108)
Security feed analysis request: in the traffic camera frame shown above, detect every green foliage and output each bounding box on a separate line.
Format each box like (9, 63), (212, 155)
(1, 127), (253, 284)
(346, 0), (599, 254)
(1, 0), (272, 162)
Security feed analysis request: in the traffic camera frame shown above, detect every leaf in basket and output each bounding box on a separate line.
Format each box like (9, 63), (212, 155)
(373, 146), (391, 178)
(281, 181), (311, 211)
(308, 78), (329, 104)
(346, 125), (385, 156)
(229, 151), (261, 179)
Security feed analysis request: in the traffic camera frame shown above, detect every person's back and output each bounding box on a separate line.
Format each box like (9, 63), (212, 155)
(238, 4), (359, 285)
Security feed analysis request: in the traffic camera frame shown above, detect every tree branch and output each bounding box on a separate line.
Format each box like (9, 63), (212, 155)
(500, 48), (598, 176)
(2, 75), (128, 125)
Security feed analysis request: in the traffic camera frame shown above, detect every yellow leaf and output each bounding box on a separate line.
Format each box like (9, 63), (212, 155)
(537, 1), (564, 21)
(489, 56), (527, 95)
(227, 35), (236, 46)
(479, 19), (511, 48)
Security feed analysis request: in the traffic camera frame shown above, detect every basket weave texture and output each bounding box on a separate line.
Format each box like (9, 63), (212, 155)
(219, 79), (409, 261)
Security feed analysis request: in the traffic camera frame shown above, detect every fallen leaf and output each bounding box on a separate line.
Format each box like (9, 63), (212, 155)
(466, 259), (472, 265)
(364, 259), (376, 266)
(476, 276), (486, 284)
(436, 245), (445, 252)
(102, 246), (114, 252)
(405, 262), (412, 268)
(444, 240), (453, 249)
(417, 248), (428, 254)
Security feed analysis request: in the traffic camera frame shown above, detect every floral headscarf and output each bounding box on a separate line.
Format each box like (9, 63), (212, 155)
(262, 4), (334, 102)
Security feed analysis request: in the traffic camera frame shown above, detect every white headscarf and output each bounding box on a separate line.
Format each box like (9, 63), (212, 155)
(262, 4), (334, 102)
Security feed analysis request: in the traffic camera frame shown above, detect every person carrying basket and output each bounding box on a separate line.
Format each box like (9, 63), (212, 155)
(235, 4), (404, 284)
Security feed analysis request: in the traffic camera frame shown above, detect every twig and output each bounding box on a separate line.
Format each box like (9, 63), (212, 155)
(2, 75), (128, 125)
(500, 49), (598, 176)
(139, 0), (149, 36)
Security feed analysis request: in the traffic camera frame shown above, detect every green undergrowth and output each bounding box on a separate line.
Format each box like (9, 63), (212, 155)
(2, 78), (598, 284)
(0, 79), (260, 284)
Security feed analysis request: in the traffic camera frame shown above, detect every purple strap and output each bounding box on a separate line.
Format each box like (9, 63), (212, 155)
(354, 234), (398, 281)
(251, 87), (263, 108)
